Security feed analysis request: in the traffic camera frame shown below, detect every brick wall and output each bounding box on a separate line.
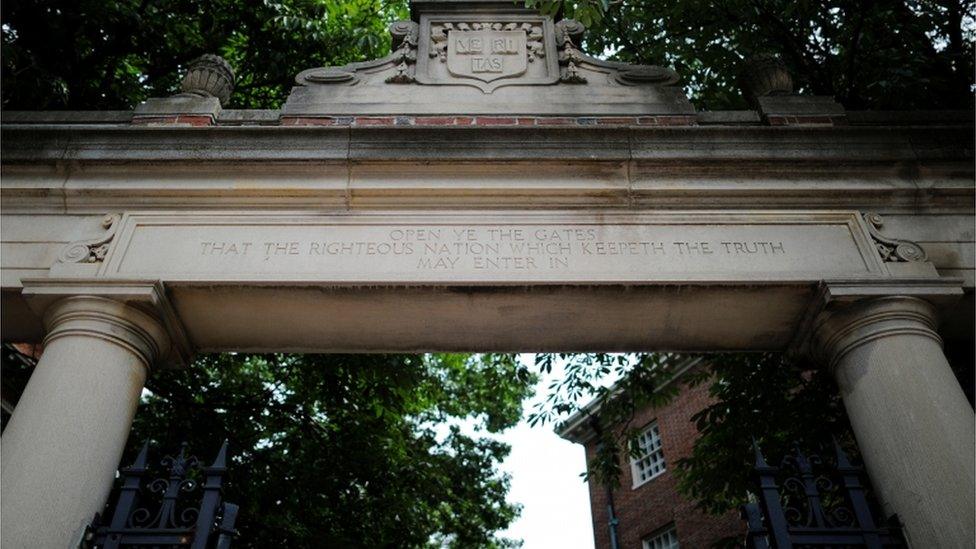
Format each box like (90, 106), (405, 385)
(584, 380), (744, 549)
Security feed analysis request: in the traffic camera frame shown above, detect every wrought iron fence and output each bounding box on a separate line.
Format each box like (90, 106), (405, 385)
(742, 441), (905, 548)
(82, 441), (239, 549)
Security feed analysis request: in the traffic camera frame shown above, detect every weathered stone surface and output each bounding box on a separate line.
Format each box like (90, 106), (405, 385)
(739, 55), (794, 101)
(755, 95), (845, 116)
(179, 54), (235, 105)
(0, 4), (972, 548)
(133, 95), (221, 119)
(92, 211), (886, 283)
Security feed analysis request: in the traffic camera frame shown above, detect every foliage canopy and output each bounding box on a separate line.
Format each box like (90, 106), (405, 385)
(3, 0), (972, 110)
(529, 352), (855, 519)
(541, 0), (974, 110)
(129, 353), (534, 548)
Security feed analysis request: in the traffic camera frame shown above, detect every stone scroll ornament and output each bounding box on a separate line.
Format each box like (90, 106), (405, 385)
(295, 21), (421, 87)
(863, 212), (927, 262)
(58, 214), (122, 263)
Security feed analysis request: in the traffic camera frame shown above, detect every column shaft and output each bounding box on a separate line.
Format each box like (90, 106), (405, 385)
(814, 296), (975, 547)
(1, 296), (168, 548)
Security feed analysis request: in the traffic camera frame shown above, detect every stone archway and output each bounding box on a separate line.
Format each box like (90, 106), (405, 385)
(1, 1), (973, 546)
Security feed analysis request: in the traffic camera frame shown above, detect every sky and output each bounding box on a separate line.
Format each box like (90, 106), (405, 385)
(495, 355), (618, 549)
(497, 407), (595, 548)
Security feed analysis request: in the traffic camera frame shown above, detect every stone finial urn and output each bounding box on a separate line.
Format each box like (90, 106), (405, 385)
(180, 54), (235, 106)
(739, 55), (793, 102)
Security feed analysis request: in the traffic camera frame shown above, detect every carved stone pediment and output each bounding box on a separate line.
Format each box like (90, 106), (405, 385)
(283, 1), (692, 116)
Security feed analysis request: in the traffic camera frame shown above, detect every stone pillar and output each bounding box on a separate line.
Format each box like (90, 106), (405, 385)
(1, 296), (171, 548)
(812, 296), (975, 547)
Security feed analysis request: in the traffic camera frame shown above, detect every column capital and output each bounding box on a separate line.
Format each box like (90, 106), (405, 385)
(20, 279), (192, 369)
(811, 296), (942, 371)
(41, 296), (171, 371)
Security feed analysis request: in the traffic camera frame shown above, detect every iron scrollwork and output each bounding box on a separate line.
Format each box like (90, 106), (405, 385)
(743, 441), (906, 548)
(83, 440), (239, 549)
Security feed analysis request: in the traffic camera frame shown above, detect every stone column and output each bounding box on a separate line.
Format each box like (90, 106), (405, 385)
(812, 296), (975, 547)
(1, 296), (171, 548)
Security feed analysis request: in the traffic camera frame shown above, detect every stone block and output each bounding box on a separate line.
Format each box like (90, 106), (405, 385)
(132, 95), (222, 121)
(756, 95), (845, 117)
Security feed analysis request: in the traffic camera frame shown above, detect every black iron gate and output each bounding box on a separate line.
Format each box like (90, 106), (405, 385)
(83, 441), (239, 548)
(742, 441), (905, 548)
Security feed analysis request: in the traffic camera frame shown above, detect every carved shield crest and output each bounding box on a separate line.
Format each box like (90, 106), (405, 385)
(447, 29), (527, 83)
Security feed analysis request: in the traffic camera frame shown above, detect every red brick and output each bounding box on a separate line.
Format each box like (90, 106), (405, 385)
(516, 117), (536, 126)
(793, 115), (835, 125)
(132, 115), (214, 126)
(175, 115), (214, 126)
(131, 115), (180, 125)
(455, 117), (475, 125)
(475, 117), (517, 125)
(536, 117), (576, 125)
(584, 380), (745, 549)
(658, 115), (697, 126)
(354, 117), (395, 126)
(414, 117), (457, 126)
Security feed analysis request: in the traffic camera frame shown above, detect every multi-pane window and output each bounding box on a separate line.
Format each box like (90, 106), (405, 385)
(631, 421), (666, 486)
(643, 524), (679, 549)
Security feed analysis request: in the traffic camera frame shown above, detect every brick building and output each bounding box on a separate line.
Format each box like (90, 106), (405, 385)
(557, 359), (744, 549)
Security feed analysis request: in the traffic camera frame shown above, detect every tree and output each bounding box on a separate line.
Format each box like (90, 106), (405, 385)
(128, 352), (535, 548)
(528, 352), (857, 520)
(4, 0), (972, 111)
(2, 0), (408, 109)
(532, 0), (974, 110)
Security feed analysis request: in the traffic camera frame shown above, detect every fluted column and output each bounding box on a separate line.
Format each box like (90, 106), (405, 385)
(1, 296), (172, 548)
(812, 296), (975, 547)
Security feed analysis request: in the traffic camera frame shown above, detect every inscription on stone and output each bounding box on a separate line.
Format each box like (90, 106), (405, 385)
(448, 30), (526, 80)
(104, 217), (880, 282)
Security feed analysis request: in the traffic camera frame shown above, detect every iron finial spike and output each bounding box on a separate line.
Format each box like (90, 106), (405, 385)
(752, 438), (768, 468)
(211, 439), (229, 468)
(133, 439), (151, 468)
(793, 443), (813, 473)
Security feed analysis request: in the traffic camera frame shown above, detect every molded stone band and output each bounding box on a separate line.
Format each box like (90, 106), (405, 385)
(42, 296), (170, 371)
(812, 296), (942, 371)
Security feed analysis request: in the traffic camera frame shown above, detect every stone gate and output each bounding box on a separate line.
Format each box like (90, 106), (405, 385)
(1, 1), (973, 547)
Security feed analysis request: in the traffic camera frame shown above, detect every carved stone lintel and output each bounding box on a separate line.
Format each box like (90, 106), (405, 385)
(863, 212), (927, 263)
(58, 214), (121, 264)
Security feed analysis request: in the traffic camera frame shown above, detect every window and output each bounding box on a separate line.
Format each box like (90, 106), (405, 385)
(644, 524), (679, 549)
(631, 421), (666, 486)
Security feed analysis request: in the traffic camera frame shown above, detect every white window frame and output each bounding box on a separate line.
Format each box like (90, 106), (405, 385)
(643, 523), (679, 549)
(630, 420), (666, 488)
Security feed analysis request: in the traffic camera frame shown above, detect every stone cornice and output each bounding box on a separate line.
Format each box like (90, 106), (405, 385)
(0, 123), (971, 164)
(1, 123), (971, 214)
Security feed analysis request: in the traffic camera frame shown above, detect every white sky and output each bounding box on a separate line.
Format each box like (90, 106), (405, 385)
(495, 355), (612, 548)
(497, 410), (595, 548)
